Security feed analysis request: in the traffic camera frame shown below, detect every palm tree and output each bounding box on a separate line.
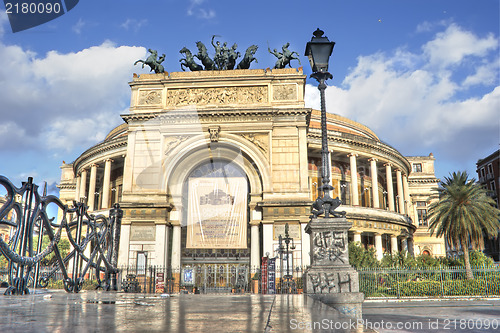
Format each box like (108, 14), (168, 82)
(427, 171), (500, 279)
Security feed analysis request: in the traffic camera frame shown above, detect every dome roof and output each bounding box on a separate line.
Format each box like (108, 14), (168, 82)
(308, 110), (380, 141)
(105, 123), (128, 141)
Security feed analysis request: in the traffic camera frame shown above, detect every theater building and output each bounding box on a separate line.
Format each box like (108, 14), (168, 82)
(58, 68), (445, 276)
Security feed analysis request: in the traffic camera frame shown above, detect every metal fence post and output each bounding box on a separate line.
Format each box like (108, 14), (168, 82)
(396, 267), (400, 299)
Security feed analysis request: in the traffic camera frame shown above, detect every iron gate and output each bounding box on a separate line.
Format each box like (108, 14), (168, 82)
(182, 263), (249, 293)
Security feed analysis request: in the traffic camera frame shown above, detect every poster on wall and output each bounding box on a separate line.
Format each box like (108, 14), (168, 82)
(187, 177), (247, 249)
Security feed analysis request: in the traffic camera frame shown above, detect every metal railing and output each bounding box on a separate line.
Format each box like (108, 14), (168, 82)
(358, 265), (500, 298)
(0, 176), (123, 295)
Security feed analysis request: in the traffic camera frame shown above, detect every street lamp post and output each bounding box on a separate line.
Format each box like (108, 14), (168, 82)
(305, 28), (345, 219)
(278, 223), (296, 293)
(303, 30), (364, 318)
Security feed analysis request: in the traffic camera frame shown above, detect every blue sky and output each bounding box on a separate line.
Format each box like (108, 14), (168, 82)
(0, 0), (498, 196)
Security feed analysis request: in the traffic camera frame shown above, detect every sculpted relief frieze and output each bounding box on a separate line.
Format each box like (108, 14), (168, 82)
(272, 84), (297, 101)
(166, 86), (268, 106)
(164, 136), (190, 156)
(240, 133), (268, 155)
(138, 89), (162, 105)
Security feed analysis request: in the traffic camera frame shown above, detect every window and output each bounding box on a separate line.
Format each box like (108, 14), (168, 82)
(137, 251), (147, 275)
(416, 201), (427, 226)
(417, 209), (428, 227)
(487, 163), (493, 175)
(412, 163), (422, 173)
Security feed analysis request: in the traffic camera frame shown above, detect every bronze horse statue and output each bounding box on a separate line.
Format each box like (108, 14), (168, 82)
(179, 47), (203, 71)
(268, 43), (301, 69)
(195, 41), (216, 70)
(134, 49), (166, 73)
(237, 45), (258, 70)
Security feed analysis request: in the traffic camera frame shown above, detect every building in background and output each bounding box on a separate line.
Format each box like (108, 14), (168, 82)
(57, 68), (445, 276)
(477, 149), (499, 261)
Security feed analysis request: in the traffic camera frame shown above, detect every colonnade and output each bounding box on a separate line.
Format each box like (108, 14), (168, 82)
(345, 154), (411, 215)
(352, 230), (411, 260)
(74, 158), (118, 211)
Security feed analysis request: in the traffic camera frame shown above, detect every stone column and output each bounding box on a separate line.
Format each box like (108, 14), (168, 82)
(250, 224), (260, 272)
(353, 231), (362, 244)
(118, 224), (130, 267)
(301, 222), (310, 267)
(401, 237), (408, 252)
(155, 224), (168, 267)
(391, 235), (398, 254)
(407, 237), (414, 256)
(101, 159), (113, 209)
(374, 233), (383, 260)
(262, 224), (274, 259)
(79, 169), (88, 203)
(171, 224), (181, 269)
(74, 174), (81, 202)
(369, 158), (379, 208)
(88, 164), (98, 211)
(403, 174), (411, 216)
(385, 164), (395, 211)
(349, 153), (359, 206)
(396, 169), (405, 214)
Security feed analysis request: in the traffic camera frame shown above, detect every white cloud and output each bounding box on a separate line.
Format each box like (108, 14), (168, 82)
(0, 40), (146, 153)
(120, 18), (148, 32)
(306, 22), (499, 174)
(187, 0), (216, 19)
(72, 18), (85, 34)
(422, 24), (498, 69)
(0, 11), (8, 37)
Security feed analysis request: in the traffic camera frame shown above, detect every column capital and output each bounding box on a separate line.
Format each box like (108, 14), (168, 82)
(369, 158), (378, 162)
(348, 153), (358, 158)
(384, 162), (392, 167)
(105, 158), (114, 163)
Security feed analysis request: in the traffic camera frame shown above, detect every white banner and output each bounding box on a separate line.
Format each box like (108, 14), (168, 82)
(187, 177), (247, 249)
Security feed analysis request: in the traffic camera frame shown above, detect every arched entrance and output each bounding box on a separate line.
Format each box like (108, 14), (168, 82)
(180, 160), (250, 292)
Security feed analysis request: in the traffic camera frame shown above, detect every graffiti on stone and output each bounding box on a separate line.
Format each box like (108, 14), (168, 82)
(309, 272), (336, 293)
(309, 272), (353, 294)
(313, 231), (346, 263)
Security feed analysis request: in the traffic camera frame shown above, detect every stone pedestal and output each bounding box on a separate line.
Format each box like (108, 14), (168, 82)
(304, 217), (364, 319)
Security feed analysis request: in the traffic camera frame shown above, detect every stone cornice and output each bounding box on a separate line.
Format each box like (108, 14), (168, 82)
(73, 136), (127, 173)
(408, 178), (440, 184)
(307, 128), (411, 173)
(122, 107), (310, 124)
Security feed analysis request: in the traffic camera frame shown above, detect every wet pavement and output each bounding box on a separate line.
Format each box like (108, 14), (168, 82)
(363, 298), (500, 333)
(0, 289), (498, 332)
(0, 289), (357, 333)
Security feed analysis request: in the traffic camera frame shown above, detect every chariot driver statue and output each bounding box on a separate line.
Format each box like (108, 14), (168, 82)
(134, 49), (166, 73)
(268, 42), (301, 69)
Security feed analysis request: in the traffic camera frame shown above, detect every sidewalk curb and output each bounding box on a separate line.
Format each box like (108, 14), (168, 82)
(364, 296), (500, 303)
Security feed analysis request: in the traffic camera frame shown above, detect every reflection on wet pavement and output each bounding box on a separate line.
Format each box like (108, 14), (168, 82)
(0, 290), (352, 333)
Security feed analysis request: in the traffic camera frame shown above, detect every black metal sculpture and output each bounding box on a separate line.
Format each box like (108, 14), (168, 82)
(179, 47), (203, 71)
(237, 45), (259, 70)
(134, 49), (166, 74)
(0, 176), (122, 295)
(268, 42), (301, 69)
(179, 36), (258, 71)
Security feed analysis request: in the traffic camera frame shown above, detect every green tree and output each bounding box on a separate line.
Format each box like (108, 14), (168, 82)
(427, 171), (500, 279)
(348, 242), (379, 269)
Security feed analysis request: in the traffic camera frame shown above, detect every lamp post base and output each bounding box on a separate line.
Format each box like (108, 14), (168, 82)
(304, 217), (364, 320)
